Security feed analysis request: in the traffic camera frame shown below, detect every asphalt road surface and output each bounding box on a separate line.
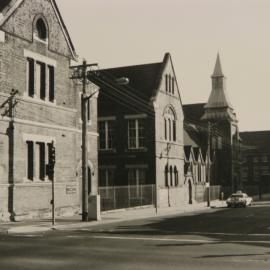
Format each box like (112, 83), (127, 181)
(1, 202), (270, 270)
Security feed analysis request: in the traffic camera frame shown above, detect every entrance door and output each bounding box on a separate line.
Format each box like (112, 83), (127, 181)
(188, 180), (192, 204)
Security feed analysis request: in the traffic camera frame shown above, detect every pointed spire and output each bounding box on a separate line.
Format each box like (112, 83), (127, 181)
(201, 53), (237, 122)
(212, 53), (223, 77)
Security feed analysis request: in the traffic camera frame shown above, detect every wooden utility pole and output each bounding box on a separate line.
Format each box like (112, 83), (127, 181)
(207, 121), (211, 207)
(70, 61), (98, 222)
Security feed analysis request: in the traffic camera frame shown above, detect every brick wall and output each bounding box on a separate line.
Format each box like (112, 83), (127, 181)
(0, 0), (98, 220)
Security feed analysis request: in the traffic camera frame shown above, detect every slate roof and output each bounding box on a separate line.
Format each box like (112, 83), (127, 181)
(100, 62), (163, 100)
(240, 131), (270, 152)
(0, 0), (12, 13)
(212, 53), (223, 77)
(204, 54), (233, 110)
(183, 103), (206, 123)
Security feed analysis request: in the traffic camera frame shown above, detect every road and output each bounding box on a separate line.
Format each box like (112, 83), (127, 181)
(1, 202), (270, 270)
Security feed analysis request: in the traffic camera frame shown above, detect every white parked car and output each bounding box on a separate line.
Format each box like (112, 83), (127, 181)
(226, 192), (253, 208)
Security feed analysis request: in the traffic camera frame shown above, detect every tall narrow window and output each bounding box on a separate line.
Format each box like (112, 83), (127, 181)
(27, 58), (35, 97)
(98, 120), (115, 150)
(165, 165), (169, 186)
(36, 18), (47, 41)
(165, 75), (168, 92)
(170, 166), (173, 186)
(27, 141), (34, 180)
(174, 166), (178, 186)
(169, 75), (171, 93)
(128, 119), (145, 149)
(164, 106), (176, 142)
(172, 77), (175, 94)
(48, 66), (55, 102)
(173, 120), (176, 142)
(38, 142), (46, 180)
(36, 62), (46, 100)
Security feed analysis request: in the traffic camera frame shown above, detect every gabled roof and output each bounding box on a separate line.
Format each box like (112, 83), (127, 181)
(184, 145), (193, 161)
(240, 130), (270, 152)
(184, 129), (199, 148)
(0, 0), (77, 60)
(94, 53), (179, 104)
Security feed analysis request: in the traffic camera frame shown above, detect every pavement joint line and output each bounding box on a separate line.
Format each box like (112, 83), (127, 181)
(92, 236), (270, 244)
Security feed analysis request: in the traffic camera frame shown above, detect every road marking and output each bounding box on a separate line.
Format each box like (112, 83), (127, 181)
(189, 232), (270, 237)
(93, 236), (216, 243)
(93, 236), (270, 244)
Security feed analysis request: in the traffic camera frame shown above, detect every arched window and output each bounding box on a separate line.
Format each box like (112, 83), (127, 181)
(165, 165), (169, 186)
(170, 166), (173, 186)
(174, 166), (178, 186)
(163, 106), (176, 142)
(36, 18), (47, 41)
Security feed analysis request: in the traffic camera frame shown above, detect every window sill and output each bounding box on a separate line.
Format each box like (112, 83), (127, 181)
(79, 119), (92, 126)
(33, 35), (48, 45)
(126, 147), (148, 152)
(99, 149), (116, 153)
(22, 93), (56, 106)
(22, 177), (52, 183)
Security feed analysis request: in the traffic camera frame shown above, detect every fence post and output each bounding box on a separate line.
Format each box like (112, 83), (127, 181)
(151, 185), (154, 205)
(128, 185), (130, 208)
(140, 184), (143, 206)
(113, 186), (116, 209)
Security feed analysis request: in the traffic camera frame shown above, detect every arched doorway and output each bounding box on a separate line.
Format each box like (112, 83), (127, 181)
(188, 180), (192, 204)
(76, 160), (95, 203)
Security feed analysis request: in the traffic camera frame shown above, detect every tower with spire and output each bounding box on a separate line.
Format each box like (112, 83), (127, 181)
(201, 53), (241, 191)
(202, 53), (237, 122)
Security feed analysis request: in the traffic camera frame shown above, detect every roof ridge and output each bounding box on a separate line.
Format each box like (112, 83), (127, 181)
(102, 61), (162, 71)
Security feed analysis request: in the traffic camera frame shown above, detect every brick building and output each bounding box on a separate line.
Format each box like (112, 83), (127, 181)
(183, 54), (241, 192)
(240, 131), (270, 196)
(0, 0), (98, 221)
(91, 53), (186, 208)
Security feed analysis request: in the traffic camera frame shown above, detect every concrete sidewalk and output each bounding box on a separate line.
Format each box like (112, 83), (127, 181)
(0, 200), (225, 235)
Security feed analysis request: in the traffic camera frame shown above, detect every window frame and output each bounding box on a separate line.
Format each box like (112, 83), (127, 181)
(128, 118), (146, 149)
(98, 119), (115, 150)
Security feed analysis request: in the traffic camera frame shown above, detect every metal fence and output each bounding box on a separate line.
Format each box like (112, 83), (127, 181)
(98, 185), (155, 211)
(194, 185), (221, 202)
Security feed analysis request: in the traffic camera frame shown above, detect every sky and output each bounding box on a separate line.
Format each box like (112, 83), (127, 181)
(57, 0), (270, 132)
